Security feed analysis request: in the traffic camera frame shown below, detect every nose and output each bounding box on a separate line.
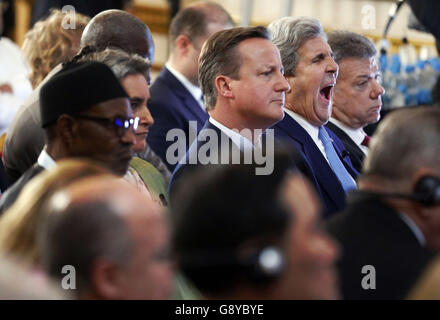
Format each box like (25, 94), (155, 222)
(275, 73), (291, 93)
(121, 125), (136, 145)
(140, 105), (154, 127)
(326, 56), (339, 77)
(371, 79), (385, 99)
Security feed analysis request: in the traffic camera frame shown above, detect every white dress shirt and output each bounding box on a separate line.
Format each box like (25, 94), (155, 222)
(37, 149), (56, 170)
(284, 108), (328, 162)
(329, 118), (369, 155)
(208, 117), (256, 152)
(165, 63), (205, 111)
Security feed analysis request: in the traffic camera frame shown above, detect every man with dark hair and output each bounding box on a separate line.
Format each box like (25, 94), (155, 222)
(3, 9), (155, 185)
(0, 61), (137, 212)
(325, 30), (385, 173)
(169, 26), (290, 193)
(326, 106), (440, 299)
(172, 151), (339, 299)
(147, 2), (234, 171)
(40, 176), (173, 300)
(268, 17), (358, 218)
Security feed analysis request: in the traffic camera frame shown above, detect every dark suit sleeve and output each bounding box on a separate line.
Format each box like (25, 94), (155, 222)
(147, 80), (190, 172)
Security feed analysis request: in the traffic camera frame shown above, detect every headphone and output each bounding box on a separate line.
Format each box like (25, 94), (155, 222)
(179, 246), (285, 283)
(359, 175), (440, 207)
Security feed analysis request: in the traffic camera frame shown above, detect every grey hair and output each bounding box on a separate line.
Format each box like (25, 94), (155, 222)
(78, 47), (151, 83)
(327, 30), (376, 64)
(268, 16), (326, 76)
(363, 106), (440, 184)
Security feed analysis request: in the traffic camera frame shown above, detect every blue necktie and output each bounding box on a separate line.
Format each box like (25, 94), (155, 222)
(318, 127), (357, 193)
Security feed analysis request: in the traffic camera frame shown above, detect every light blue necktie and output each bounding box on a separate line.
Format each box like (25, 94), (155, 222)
(318, 127), (357, 193)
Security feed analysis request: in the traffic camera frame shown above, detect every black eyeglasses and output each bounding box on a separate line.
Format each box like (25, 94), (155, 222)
(73, 114), (140, 138)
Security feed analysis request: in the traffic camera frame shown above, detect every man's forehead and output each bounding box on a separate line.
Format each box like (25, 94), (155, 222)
(299, 36), (332, 56)
(339, 56), (379, 76)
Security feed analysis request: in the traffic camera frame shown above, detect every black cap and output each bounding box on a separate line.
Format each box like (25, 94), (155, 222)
(40, 61), (129, 128)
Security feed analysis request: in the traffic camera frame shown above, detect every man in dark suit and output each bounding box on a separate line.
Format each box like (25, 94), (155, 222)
(169, 26), (290, 195)
(0, 61), (136, 212)
(325, 31), (385, 173)
(327, 106), (440, 299)
(147, 2), (234, 171)
(268, 17), (358, 218)
(3, 9), (154, 185)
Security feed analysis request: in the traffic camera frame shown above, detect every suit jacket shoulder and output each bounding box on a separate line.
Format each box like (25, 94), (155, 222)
(147, 67), (208, 171)
(3, 65), (62, 185)
(272, 115), (358, 218)
(0, 164), (45, 214)
(326, 193), (435, 299)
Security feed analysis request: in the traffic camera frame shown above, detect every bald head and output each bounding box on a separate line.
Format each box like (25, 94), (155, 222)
(80, 10), (155, 62)
(41, 177), (172, 300)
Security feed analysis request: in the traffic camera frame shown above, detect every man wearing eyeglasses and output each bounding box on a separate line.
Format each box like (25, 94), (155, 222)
(0, 61), (137, 213)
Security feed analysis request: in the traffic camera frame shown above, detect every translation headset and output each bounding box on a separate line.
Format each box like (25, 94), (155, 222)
(358, 175), (440, 207)
(179, 246), (285, 282)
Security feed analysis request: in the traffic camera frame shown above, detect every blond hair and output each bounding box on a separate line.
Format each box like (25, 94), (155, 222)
(0, 159), (112, 267)
(22, 9), (90, 88)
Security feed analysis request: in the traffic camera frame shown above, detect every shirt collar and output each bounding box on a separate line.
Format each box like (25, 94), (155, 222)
(165, 63), (204, 111)
(37, 149), (56, 170)
(329, 118), (366, 146)
(208, 117), (256, 151)
(284, 108), (320, 141)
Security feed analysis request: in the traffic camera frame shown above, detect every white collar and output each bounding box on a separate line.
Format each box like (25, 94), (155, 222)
(37, 149), (56, 170)
(399, 212), (426, 247)
(329, 118), (369, 154)
(165, 63), (205, 111)
(208, 117), (256, 151)
(284, 108), (320, 143)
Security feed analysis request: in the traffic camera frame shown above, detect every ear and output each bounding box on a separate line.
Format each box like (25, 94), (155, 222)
(56, 115), (78, 147)
(89, 258), (125, 300)
(175, 34), (192, 55)
(215, 75), (234, 99)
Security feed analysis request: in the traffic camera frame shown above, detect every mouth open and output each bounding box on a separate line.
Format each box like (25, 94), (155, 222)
(319, 85), (333, 101)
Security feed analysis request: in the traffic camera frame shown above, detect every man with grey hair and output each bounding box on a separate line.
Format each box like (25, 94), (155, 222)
(147, 2), (234, 172)
(40, 176), (173, 300)
(325, 30), (385, 173)
(326, 106), (440, 299)
(268, 17), (358, 218)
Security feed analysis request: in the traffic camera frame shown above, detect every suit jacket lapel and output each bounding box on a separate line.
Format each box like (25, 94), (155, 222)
(277, 115), (346, 207)
(161, 68), (208, 124)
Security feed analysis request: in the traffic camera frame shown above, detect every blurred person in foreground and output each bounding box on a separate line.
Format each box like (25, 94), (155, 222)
(40, 176), (173, 300)
(172, 149), (340, 299)
(0, 159), (111, 268)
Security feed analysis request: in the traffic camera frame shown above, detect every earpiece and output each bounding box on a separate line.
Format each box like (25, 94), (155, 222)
(358, 175), (440, 207)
